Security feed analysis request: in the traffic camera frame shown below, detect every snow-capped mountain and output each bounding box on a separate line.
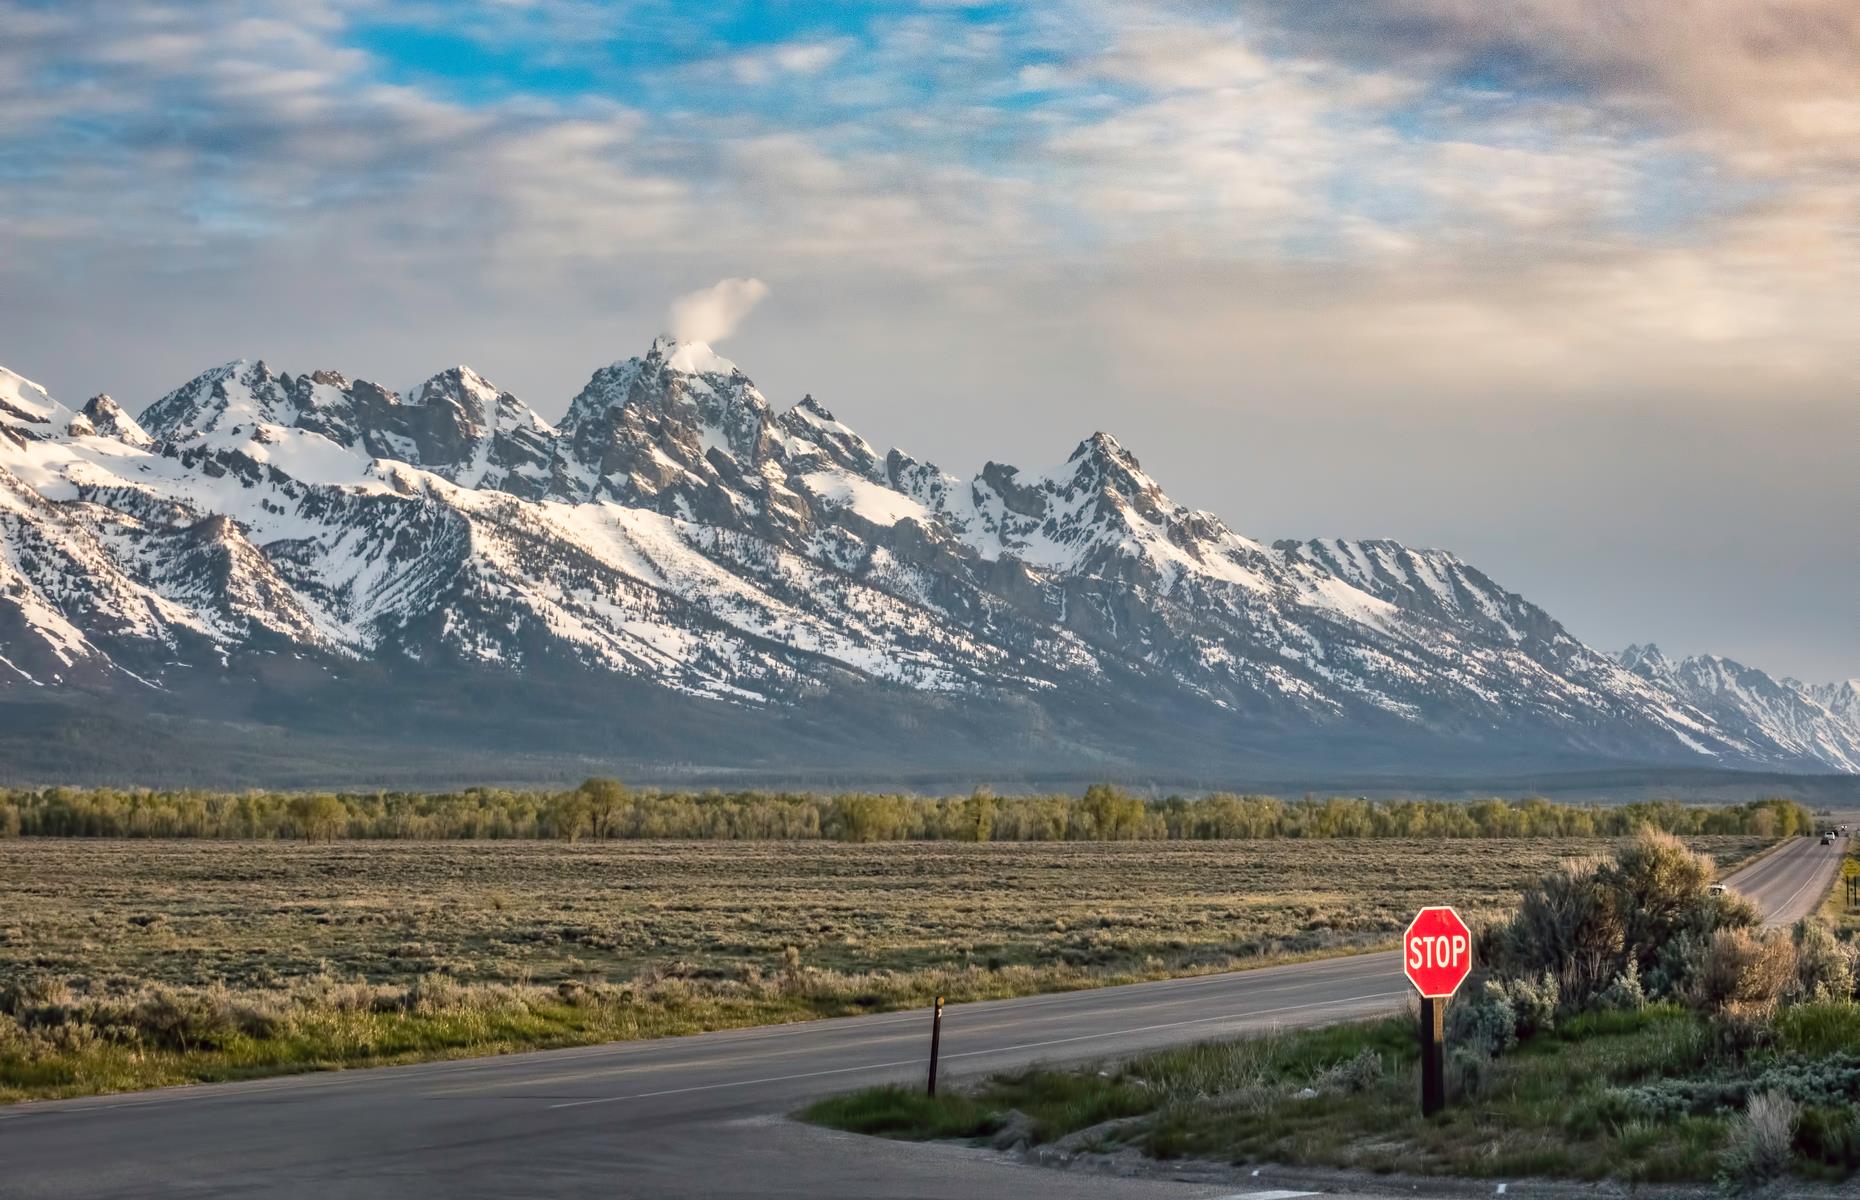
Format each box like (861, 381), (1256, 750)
(1808, 680), (1860, 730)
(2, 344), (1856, 781)
(1618, 646), (1860, 773)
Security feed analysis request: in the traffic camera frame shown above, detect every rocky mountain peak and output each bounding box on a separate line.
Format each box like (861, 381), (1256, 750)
(1071, 430), (1137, 470)
(410, 365), (496, 406)
(976, 461), (1047, 519)
(1813, 680), (1860, 725)
(567, 342), (768, 430)
(1, 367), (65, 430)
(76, 394), (152, 447)
(403, 366), (498, 430)
(139, 358), (295, 442)
(1055, 431), (1166, 510)
(647, 335), (742, 378)
(556, 341), (781, 506)
(1275, 538), (1564, 649)
(778, 394), (883, 480)
(1618, 643), (1673, 677)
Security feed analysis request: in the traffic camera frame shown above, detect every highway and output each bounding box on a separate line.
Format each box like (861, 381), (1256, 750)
(0, 833), (1843, 1200)
(1725, 827), (1848, 928)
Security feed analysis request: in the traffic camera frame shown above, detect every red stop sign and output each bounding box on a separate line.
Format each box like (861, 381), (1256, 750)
(1403, 906), (1472, 998)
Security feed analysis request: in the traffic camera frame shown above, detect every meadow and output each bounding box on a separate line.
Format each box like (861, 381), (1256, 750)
(0, 834), (1769, 1102)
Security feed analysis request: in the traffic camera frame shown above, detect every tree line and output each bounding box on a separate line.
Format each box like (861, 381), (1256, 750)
(0, 782), (1814, 843)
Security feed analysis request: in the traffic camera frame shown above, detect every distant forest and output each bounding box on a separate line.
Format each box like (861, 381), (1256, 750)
(0, 783), (1816, 843)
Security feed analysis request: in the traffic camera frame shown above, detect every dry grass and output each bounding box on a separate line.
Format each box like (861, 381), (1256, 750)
(0, 835), (1768, 1102)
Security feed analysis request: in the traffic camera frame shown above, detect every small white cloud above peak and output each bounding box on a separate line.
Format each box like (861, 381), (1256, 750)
(666, 277), (769, 346)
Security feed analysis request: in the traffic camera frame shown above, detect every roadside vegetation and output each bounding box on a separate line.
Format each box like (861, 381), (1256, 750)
(0, 828), (1775, 1102)
(1826, 837), (1860, 939)
(0, 783), (1812, 843)
(808, 830), (1858, 1187)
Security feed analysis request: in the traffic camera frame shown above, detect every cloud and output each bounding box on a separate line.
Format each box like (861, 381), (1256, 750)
(666, 277), (770, 344)
(1249, 0), (1860, 167)
(4, 1), (1860, 679)
(726, 39), (849, 85)
(3, 0), (1851, 371)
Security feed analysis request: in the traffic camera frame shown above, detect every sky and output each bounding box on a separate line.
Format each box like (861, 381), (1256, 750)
(2, 0), (1857, 682)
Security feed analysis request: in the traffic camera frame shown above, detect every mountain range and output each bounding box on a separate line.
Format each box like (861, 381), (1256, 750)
(1, 339), (1855, 787)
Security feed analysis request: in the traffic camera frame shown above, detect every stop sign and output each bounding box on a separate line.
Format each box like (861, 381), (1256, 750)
(1403, 906), (1472, 998)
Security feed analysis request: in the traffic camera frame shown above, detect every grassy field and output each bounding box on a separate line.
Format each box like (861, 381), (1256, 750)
(0, 834), (1769, 1102)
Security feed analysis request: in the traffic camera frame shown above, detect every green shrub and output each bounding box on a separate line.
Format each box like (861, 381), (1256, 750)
(1449, 979), (1520, 1056)
(986, 1067), (1156, 1140)
(0, 973), (71, 1017)
(1315, 1046), (1384, 1093)
(1793, 1105), (1860, 1171)
(1449, 1044), (1493, 1098)
(1598, 959), (1648, 1011)
(393, 974), (468, 1015)
(1485, 830), (1762, 1013)
(1488, 856), (1616, 1002)
(1719, 1090), (1799, 1187)
(129, 988), (238, 1052)
(1689, 928), (1797, 1023)
(1502, 971), (1560, 1038)
(1792, 919), (1857, 1003)
(1775, 1002), (1860, 1057)
(800, 1085), (1002, 1140)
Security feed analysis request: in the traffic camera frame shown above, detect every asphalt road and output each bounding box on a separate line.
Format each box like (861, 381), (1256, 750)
(0, 834), (1843, 1200)
(1729, 828), (1849, 928)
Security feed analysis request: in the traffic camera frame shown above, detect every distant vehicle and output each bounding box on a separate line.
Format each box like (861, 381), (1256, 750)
(1821, 834), (1834, 845)
(1709, 883), (1729, 895)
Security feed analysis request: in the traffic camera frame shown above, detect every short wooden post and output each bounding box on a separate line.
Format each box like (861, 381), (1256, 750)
(926, 995), (945, 1097)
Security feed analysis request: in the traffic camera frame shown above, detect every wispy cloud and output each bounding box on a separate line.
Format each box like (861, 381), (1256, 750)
(723, 39), (850, 85)
(2, 0), (1857, 678)
(667, 277), (768, 344)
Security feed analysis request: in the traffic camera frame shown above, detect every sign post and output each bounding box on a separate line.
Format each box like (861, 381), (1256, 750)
(926, 995), (945, 1097)
(1402, 906), (1473, 1118)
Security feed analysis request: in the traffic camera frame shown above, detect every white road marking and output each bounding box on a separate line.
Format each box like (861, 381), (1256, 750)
(1213, 1191), (1317, 1200)
(547, 990), (1408, 1110)
(1763, 846), (1829, 924)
